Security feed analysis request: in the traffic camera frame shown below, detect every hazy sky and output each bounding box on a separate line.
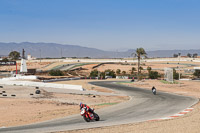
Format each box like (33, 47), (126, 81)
(0, 0), (200, 51)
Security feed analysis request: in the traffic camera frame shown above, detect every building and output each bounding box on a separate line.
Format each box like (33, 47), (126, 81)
(27, 54), (36, 60)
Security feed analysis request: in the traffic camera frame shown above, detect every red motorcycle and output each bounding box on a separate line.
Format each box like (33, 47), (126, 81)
(80, 107), (100, 122)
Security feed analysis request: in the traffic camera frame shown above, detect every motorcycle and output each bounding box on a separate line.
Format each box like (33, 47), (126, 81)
(152, 87), (156, 95)
(80, 107), (100, 122)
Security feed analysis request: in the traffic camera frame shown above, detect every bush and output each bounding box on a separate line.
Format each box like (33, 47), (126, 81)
(122, 71), (126, 75)
(149, 71), (159, 79)
(90, 69), (99, 77)
(147, 66), (152, 73)
(49, 70), (64, 76)
(105, 69), (116, 78)
(193, 69), (200, 78)
(116, 69), (121, 75)
(173, 69), (179, 80)
(2, 58), (9, 61)
(89, 69), (116, 78)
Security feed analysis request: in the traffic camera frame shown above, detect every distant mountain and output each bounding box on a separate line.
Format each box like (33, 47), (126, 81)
(0, 42), (200, 58)
(0, 42), (128, 58)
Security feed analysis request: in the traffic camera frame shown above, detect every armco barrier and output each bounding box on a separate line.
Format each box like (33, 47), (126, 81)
(42, 77), (80, 82)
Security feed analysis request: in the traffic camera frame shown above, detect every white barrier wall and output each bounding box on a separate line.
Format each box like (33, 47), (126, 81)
(4, 75), (38, 80)
(0, 77), (83, 91)
(116, 76), (129, 79)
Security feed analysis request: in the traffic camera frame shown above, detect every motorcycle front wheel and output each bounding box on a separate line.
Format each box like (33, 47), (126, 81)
(83, 114), (90, 122)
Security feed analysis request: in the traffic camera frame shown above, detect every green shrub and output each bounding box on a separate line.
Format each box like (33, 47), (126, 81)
(90, 69), (99, 77)
(149, 71), (159, 79)
(173, 68), (179, 80)
(116, 69), (121, 75)
(193, 69), (200, 78)
(49, 70), (64, 76)
(105, 69), (116, 78)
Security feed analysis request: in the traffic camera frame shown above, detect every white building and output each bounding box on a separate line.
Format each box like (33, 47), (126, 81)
(27, 54), (36, 60)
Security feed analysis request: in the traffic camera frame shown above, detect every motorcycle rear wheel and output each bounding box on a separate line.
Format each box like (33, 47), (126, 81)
(94, 113), (100, 121)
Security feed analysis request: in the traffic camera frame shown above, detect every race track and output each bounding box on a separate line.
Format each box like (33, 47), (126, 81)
(0, 81), (198, 133)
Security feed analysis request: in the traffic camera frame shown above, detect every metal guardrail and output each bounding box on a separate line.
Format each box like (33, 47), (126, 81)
(42, 77), (80, 82)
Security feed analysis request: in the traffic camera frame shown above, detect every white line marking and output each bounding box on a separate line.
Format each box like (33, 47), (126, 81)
(160, 117), (172, 120)
(174, 114), (184, 116)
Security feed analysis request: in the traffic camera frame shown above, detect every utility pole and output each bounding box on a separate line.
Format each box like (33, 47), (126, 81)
(61, 48), (63, 58)
(40, 49), (41, 63)
(178, 53), (181, 86)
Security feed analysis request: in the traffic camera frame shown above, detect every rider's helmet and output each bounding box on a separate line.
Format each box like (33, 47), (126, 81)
(80, 102), (83, 108)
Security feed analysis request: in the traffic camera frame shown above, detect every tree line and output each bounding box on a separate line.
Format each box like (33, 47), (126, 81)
(173, 53), (198, 58)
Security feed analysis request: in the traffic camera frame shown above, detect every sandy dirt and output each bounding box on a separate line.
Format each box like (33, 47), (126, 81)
(0, 98), (78, 127)
(57, 79), (200, 133)
(78, 61), (200, 76)
(0, 62), (52, 71)
(94, 61), (200, 72)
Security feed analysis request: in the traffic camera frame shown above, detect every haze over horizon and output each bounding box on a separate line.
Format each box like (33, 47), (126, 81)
(0, 41), (199, 52)
(0, 0), (200, 51)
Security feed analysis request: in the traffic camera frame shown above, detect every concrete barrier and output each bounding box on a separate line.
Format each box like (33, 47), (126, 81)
(2, 75), (38, 80)
(0, 79), (83, 91)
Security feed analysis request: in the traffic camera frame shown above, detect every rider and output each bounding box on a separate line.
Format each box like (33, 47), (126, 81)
(80, 102), (94, 113)
(152, 86), (156, 94)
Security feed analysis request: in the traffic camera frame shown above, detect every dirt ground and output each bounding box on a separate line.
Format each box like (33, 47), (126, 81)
(57, 79), (200, 133)
(0, 98), (78, 127)
(0, 62), (52, 71)
(77, 61), (200, 77)
(93, 61), (200, 72)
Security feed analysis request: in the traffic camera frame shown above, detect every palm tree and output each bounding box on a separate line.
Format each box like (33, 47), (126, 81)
(132, 48), (147, 80)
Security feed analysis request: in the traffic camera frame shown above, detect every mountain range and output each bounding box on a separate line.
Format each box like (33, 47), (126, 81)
(0, 42), (199, 58)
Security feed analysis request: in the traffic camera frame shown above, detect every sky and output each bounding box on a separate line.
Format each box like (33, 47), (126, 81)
(0, 0), (200, 51)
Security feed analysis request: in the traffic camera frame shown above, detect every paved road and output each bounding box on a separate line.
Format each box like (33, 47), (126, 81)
(0, 81), (198, 133)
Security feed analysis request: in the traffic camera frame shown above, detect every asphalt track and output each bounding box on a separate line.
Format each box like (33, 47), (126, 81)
(0, 81), (198, 133)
